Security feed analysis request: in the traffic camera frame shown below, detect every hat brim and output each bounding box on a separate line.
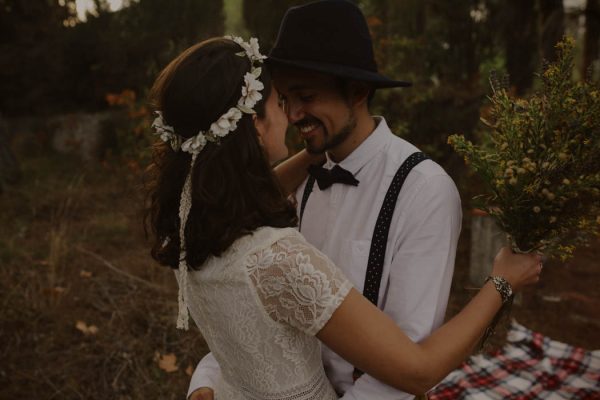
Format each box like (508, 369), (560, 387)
(266, 57), (412, 89)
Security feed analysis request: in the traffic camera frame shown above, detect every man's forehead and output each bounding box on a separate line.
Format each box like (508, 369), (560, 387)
(271, 67), (336, 92)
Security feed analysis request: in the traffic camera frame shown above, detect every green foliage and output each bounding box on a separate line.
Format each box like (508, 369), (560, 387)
(0, 0), (76, 115)
(105, 89), (154, 166)
(242, 0), (313, 52)
(449, 37), (600, 260)
(359, 0), (496, 170)
(0, 0), (224, 116)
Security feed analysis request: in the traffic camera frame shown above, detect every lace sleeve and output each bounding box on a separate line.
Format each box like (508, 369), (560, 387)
(246, 232), (353, 336)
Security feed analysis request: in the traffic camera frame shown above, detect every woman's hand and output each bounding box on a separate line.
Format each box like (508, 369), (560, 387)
(274, 149), (326, 196)
(491, 247), (543, 291)
(188, 387), (214, 400)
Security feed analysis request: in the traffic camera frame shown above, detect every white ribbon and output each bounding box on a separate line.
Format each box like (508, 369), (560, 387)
(176, 153), (197, 330)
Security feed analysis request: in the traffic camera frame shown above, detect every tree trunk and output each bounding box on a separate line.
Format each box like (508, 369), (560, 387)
(583, 0), (600, 78)
(540, 0), (565, 62)
(503, 0), (538, 95)
(0, 116), (21, 194)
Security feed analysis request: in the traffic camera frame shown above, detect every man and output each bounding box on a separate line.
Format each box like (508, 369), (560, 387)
(189, 1), (461, 399)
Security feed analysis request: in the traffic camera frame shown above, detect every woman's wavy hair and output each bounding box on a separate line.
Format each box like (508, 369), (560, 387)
(146, 38), (297, 270)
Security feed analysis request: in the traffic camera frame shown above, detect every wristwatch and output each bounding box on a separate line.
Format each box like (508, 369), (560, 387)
(485, 276), (513, 304)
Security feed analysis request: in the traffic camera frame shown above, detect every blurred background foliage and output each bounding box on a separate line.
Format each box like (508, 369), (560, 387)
(1, 0), (599, 178)
(1, 3), (599, 397)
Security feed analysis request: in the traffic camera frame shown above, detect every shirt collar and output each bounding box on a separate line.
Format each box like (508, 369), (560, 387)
(324, 116), (391, 174)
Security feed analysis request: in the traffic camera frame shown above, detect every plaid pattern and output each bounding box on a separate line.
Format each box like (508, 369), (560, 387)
(429, 321), (600, 399)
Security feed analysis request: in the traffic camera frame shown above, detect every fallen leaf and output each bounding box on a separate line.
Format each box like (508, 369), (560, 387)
(75, 320), (99, 336)
(87, 325), (99, 334)
(80, 270), (93, 278)
(156, 352), (178, 373)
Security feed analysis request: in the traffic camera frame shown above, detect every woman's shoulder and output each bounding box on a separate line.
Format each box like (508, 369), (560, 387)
(230, 226), (302, 260)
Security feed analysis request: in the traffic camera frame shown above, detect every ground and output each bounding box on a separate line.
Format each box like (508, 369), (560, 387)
(1, 150), (598, 399)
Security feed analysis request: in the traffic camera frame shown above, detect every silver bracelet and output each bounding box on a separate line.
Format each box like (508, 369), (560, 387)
(485, 276), (513, 304)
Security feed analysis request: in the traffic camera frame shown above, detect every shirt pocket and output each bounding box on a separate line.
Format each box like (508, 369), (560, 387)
(338, 239), (370, 289)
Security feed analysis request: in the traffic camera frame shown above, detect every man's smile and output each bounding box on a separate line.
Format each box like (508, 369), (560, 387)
(296, 118), (324, 139)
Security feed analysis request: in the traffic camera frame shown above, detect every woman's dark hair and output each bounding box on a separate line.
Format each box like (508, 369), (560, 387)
(146, 38), (297, 269)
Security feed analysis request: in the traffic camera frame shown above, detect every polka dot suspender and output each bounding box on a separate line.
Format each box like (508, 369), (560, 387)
(300, 152), (428, 304)
(361, 151), (429, 306)
(298, 152), (429, 382)
(354, 151), (428, 380)
(299, 174), (316, 233)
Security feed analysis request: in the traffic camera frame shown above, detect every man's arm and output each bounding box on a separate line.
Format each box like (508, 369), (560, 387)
(187, 352), (220, 400)
(340, 174), (462, 399)
(273, 149), (324, 196)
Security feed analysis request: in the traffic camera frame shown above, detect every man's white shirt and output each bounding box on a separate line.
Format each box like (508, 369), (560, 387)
(188, 117), (462, 399)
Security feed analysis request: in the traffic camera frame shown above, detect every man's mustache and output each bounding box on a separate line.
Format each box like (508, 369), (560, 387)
(294, 117), (322, 130)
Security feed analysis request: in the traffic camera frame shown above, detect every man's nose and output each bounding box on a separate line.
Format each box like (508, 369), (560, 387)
(286, 100), (304, 124)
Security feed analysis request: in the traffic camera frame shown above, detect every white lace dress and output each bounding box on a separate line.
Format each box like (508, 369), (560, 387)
(177, 226), (353, 400)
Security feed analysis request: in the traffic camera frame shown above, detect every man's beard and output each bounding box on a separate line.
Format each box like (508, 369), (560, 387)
(303, 115), (357, 155)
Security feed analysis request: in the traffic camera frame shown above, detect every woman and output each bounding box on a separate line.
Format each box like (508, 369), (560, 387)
(146, 37), (541, 399)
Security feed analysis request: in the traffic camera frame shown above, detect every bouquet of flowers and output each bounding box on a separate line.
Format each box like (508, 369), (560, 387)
(449, 37), (600, 261)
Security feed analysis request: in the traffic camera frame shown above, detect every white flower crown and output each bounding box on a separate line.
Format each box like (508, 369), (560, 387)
(152, 36), (267, 155)
(162, 37), (268, 330)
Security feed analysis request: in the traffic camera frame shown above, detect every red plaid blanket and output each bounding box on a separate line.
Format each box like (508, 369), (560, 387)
(429, 321), (600, 399)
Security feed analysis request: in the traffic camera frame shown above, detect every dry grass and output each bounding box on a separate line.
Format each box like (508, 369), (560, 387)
(0, 153), (208, 399)
(1, 149), (597, 399)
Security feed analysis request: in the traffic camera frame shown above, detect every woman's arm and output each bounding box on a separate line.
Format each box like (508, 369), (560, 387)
(317, 248), (541, 395)
(274, 149), (324, 196)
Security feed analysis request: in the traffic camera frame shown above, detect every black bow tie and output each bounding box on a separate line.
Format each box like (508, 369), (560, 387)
(307, 164), (360, 190)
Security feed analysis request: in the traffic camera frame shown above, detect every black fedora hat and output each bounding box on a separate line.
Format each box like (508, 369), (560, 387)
(268, 0), (411, 89)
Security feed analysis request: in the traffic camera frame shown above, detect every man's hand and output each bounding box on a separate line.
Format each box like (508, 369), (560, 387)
(188, 387), (214, 400)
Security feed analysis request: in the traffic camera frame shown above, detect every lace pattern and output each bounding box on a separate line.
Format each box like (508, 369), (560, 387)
(246, 234), (352, 336)
(181, 227), (351, 400)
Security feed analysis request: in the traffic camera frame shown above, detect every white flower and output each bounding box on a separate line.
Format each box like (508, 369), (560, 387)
(245, 38), (267, 61)
(181, 132), (207, 154)
(169, 135), (182, 152)
(210, 107), (242, 137)
(152, 111), (175, 142)
(225, 36), (266, 62)
(239, 71), (264, 109)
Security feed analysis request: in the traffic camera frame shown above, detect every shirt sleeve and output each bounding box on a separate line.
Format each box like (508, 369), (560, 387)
(187, 352), (221, 399)
(246, 232), (353, 336)
(341, 173), (462, 400)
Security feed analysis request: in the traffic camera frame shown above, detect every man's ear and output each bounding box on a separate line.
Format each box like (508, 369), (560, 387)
(253, 114), (265, 144)
(348, 81), (371, 107)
